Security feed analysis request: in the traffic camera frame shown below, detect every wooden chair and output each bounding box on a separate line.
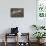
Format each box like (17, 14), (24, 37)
(4, 33), (18, 46)
(20, 33), (30, 46)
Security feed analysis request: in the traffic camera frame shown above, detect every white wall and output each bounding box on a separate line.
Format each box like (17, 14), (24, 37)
(0, 0), (36, 42)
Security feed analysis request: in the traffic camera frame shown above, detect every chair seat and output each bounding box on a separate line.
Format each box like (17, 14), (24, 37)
(6, 33), (17, 36)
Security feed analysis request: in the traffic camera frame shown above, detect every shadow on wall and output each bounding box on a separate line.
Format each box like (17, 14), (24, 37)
(2, 28), (11, 34)
(29, 25), (37, 42)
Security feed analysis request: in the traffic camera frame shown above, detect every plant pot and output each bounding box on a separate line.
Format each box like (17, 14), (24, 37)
(37, 39), (45, 44)
(37, 39), (40, 43)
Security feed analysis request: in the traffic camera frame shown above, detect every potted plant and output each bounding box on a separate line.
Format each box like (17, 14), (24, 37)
(33, 32), (46, 43)
(32, 24), (46, 44)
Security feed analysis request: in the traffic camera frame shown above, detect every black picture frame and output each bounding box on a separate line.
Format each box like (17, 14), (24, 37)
(11, 8), (24, 17)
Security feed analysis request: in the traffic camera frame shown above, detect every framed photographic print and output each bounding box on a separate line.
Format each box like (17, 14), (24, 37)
(11, 8), (24, 17)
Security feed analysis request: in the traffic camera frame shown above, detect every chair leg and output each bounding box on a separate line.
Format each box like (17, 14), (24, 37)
(4, 41), (7, 46)
(4, 33), (7, 46)
(17, 34), (18, 46)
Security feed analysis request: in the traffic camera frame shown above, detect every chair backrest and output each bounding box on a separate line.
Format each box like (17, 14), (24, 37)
(11, 27), (18, 34)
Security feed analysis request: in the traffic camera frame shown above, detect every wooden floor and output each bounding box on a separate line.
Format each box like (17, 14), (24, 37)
(0, 42), (46, 46)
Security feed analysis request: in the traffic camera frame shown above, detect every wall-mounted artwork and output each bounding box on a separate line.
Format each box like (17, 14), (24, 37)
(11, 8), (24, 17)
